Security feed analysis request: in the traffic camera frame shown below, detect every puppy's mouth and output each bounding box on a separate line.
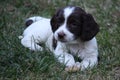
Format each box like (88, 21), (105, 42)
(58, 39), (67, 43)
(54, 34), (76, 43)
(57, 37), (76, 43)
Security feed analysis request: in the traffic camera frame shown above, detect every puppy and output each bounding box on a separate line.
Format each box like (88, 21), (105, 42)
(20, 6), (99, 72)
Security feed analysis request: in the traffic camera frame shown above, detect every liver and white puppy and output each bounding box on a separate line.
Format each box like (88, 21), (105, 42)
(20, 6), (99, 71)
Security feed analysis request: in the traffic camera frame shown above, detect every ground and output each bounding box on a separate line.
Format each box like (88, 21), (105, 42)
(0, 0), (120, 80)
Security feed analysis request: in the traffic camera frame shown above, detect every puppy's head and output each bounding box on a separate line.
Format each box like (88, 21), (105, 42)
(50, 6), (99, 42)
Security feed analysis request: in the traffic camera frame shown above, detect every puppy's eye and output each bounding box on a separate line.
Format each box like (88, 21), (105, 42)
(56, 17), (64, 23)
(69, 22), (78, 28)
(56, 17), (64, 26)
(71, 22), (77, 26)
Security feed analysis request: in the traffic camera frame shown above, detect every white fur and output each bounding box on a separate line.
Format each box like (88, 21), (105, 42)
(20, 8), (98, 71)
(20, 17), (52, 51)
(64, 7), (74, 19)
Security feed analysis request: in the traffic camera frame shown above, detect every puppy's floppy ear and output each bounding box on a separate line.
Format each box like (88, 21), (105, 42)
(50, 8), (64, 33)
(50, 15), (56, 32)
(80, 13), (99, 41)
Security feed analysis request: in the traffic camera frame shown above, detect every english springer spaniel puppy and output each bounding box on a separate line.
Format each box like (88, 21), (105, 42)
(20, 6), (99, 72)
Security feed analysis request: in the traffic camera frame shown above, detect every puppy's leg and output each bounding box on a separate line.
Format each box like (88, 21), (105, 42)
(57, 53), (75, 67)
(21, 36), (43, 51)
(65, 62), (80, 72)
(80, 56), (98, 70)
(65, 56), (98, 72)
(77, 38), (99, 71)
(54, 44), (75, 68)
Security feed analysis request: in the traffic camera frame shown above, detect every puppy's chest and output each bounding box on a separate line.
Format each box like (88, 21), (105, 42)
(66, 43), (84, 55)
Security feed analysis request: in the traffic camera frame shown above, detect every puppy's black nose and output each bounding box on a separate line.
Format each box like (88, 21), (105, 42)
(58, 32), (65, 39)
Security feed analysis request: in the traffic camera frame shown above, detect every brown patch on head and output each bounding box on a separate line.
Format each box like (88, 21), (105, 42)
(67, 7), (86, 39)
(50, 8), (65, 33)
(67, 6), (99, 41)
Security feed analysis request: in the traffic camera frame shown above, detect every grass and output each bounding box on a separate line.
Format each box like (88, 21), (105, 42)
(0, 0), (120, 80)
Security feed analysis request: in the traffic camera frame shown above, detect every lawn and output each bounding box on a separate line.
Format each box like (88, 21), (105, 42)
(0, 0), (120, 80)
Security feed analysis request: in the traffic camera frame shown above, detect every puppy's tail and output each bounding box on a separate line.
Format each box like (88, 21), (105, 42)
(25, 19), (33, 27)
(25, 16), (43, 27)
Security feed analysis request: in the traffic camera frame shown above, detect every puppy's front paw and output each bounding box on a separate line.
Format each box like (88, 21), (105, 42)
(65, 66), (79, 72)
(65, 62), (81, 72)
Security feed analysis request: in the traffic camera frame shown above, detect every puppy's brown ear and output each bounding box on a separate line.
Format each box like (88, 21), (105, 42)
(50, 8), (64, 33)
(50, 15), (57, 32)
(80, 13), (99, 41)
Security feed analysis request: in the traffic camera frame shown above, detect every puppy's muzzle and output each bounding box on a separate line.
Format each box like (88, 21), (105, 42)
(58, 32), (66, 40)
